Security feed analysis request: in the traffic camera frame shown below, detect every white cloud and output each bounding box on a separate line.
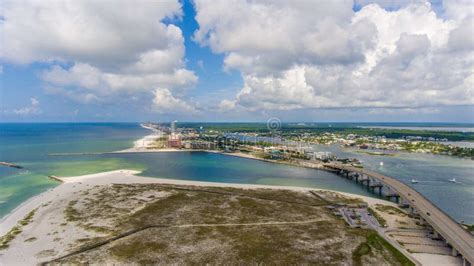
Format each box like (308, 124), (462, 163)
(42, 63), (197, 95)
(0, 0), (181, 67)
(13, 97), (42, 115)
(442, 0), (474, 20)
(194, 0), (362, 75)
(44, 86), (100, 104)
(218, 99), (236, 111)
(152, 88), (196, 114)
(194, 0), (474, 111)
(1, 0), (197, 109)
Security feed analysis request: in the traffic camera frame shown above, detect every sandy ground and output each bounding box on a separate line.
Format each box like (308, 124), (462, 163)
(0, 169), (390, 265)
(0, 125), (465, 265)
(118, 125), (163, 152)
(0, 169), (463, 265)
(1, 140), (466, 266)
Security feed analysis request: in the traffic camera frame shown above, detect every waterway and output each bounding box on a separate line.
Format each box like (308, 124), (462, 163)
(0, 123), (473, 224)
(309, 144), (474, 224)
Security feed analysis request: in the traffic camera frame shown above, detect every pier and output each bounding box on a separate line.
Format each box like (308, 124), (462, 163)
(48, 175), (64, 183)
(0, 162), (23, 169)
(324, 162), (474, 266)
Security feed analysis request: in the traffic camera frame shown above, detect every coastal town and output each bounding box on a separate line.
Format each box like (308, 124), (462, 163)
(1, 121), (473, 266)
(121, 122), (474, 263)
(138, 122), (474, 161)
(2, 0), (473, 265)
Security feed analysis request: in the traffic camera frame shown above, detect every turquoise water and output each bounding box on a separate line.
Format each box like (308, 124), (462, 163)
(111, 152), (375, 196)
(0, 123), (148, 217)
(0, 123), (373, 219)
(1, 123), (473, 224)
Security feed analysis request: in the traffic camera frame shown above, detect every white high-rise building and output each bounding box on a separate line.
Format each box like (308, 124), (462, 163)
(171, 120), (177, 135)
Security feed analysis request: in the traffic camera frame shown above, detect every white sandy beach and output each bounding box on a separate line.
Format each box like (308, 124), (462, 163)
(0, 125), (462, 265)
(117, 124), (163, 152)
(0, 169), (462, 265)
(0, 170), (391, 265)
(0, 169), (390, 237)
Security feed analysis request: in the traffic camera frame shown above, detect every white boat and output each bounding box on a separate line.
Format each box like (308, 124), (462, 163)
(448, 178), (456, 183)
(411, 179), (419, 184)
(379, 161), (384, 166)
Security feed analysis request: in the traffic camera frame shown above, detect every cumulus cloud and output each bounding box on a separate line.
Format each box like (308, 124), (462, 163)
(218, 99), (237, 111)
(41, 62), (197, 95)
(0, 0), (180, 66)
(1, 0), (197, 111)
(44, 86), (100, 104)
(194, 0), (364, 75)
(12, 97), (42, 115)
(152, 88), (196, 114)
(442, 0), (474, 20)
(195, 0), (473, 111)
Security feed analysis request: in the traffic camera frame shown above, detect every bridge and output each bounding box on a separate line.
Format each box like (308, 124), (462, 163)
(324, 163), (474, 266)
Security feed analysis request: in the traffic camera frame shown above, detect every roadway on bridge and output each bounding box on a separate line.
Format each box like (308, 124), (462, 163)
(324, 163), (474, 264)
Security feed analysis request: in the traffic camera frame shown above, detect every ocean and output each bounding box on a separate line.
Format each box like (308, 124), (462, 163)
(0, 123), (148, 217)
(0, 123), (473, 224)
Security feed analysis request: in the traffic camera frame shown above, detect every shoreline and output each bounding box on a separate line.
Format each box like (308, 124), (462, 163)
(0, 126), (463, 265)
(0, 125), (335, 225)
(0, 169), (392, 237)
(0, 169), (407, 265)
(118, 124), (163, 152)
(1, 169), (458, 266)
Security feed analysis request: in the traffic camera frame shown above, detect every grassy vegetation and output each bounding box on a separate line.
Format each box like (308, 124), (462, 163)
(0, 209), (36, 250)
(463, 224), (474, 232)
(353, 230), (414, 266)
(253, 152), (272, 160)
(368, 207), (388, 227)
(177, 122), (474, 141)
(339, 128), (474, 141)
(54, 184), (412, 265)
(375, 204), (407, 216)
(400, 141), (474, 158)
(64, 200), (81, 222)
(110, 240), (168, 260)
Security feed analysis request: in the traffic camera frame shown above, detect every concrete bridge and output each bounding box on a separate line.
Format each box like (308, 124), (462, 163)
(324, 162), (474, 266)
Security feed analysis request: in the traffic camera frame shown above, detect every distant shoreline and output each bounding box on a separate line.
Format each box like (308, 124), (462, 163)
(0, 124), (464, 266)
(358, 125), (474, 133)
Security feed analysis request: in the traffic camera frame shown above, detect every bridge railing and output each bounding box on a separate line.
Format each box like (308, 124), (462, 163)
(324, 163), (474, 237)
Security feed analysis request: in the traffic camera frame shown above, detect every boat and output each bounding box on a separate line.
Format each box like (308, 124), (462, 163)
(411, 179), (419, 184)
(448, 178), (456, 183)
(379, 161), (384, 166)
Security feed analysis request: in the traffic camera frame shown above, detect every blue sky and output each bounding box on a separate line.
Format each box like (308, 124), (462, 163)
(0, 0), (473, 122)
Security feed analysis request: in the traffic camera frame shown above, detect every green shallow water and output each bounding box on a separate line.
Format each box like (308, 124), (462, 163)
(1, 123), (473, 225)
(0, 123), (147, 217)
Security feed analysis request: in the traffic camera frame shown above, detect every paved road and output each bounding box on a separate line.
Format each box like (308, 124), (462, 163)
(324, 163), (474, 264)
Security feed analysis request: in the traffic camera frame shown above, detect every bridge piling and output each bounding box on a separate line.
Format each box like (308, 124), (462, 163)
(452, 247), (459, 257)
(463, 257), (472, 266)
(324, 162), (474, 264)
